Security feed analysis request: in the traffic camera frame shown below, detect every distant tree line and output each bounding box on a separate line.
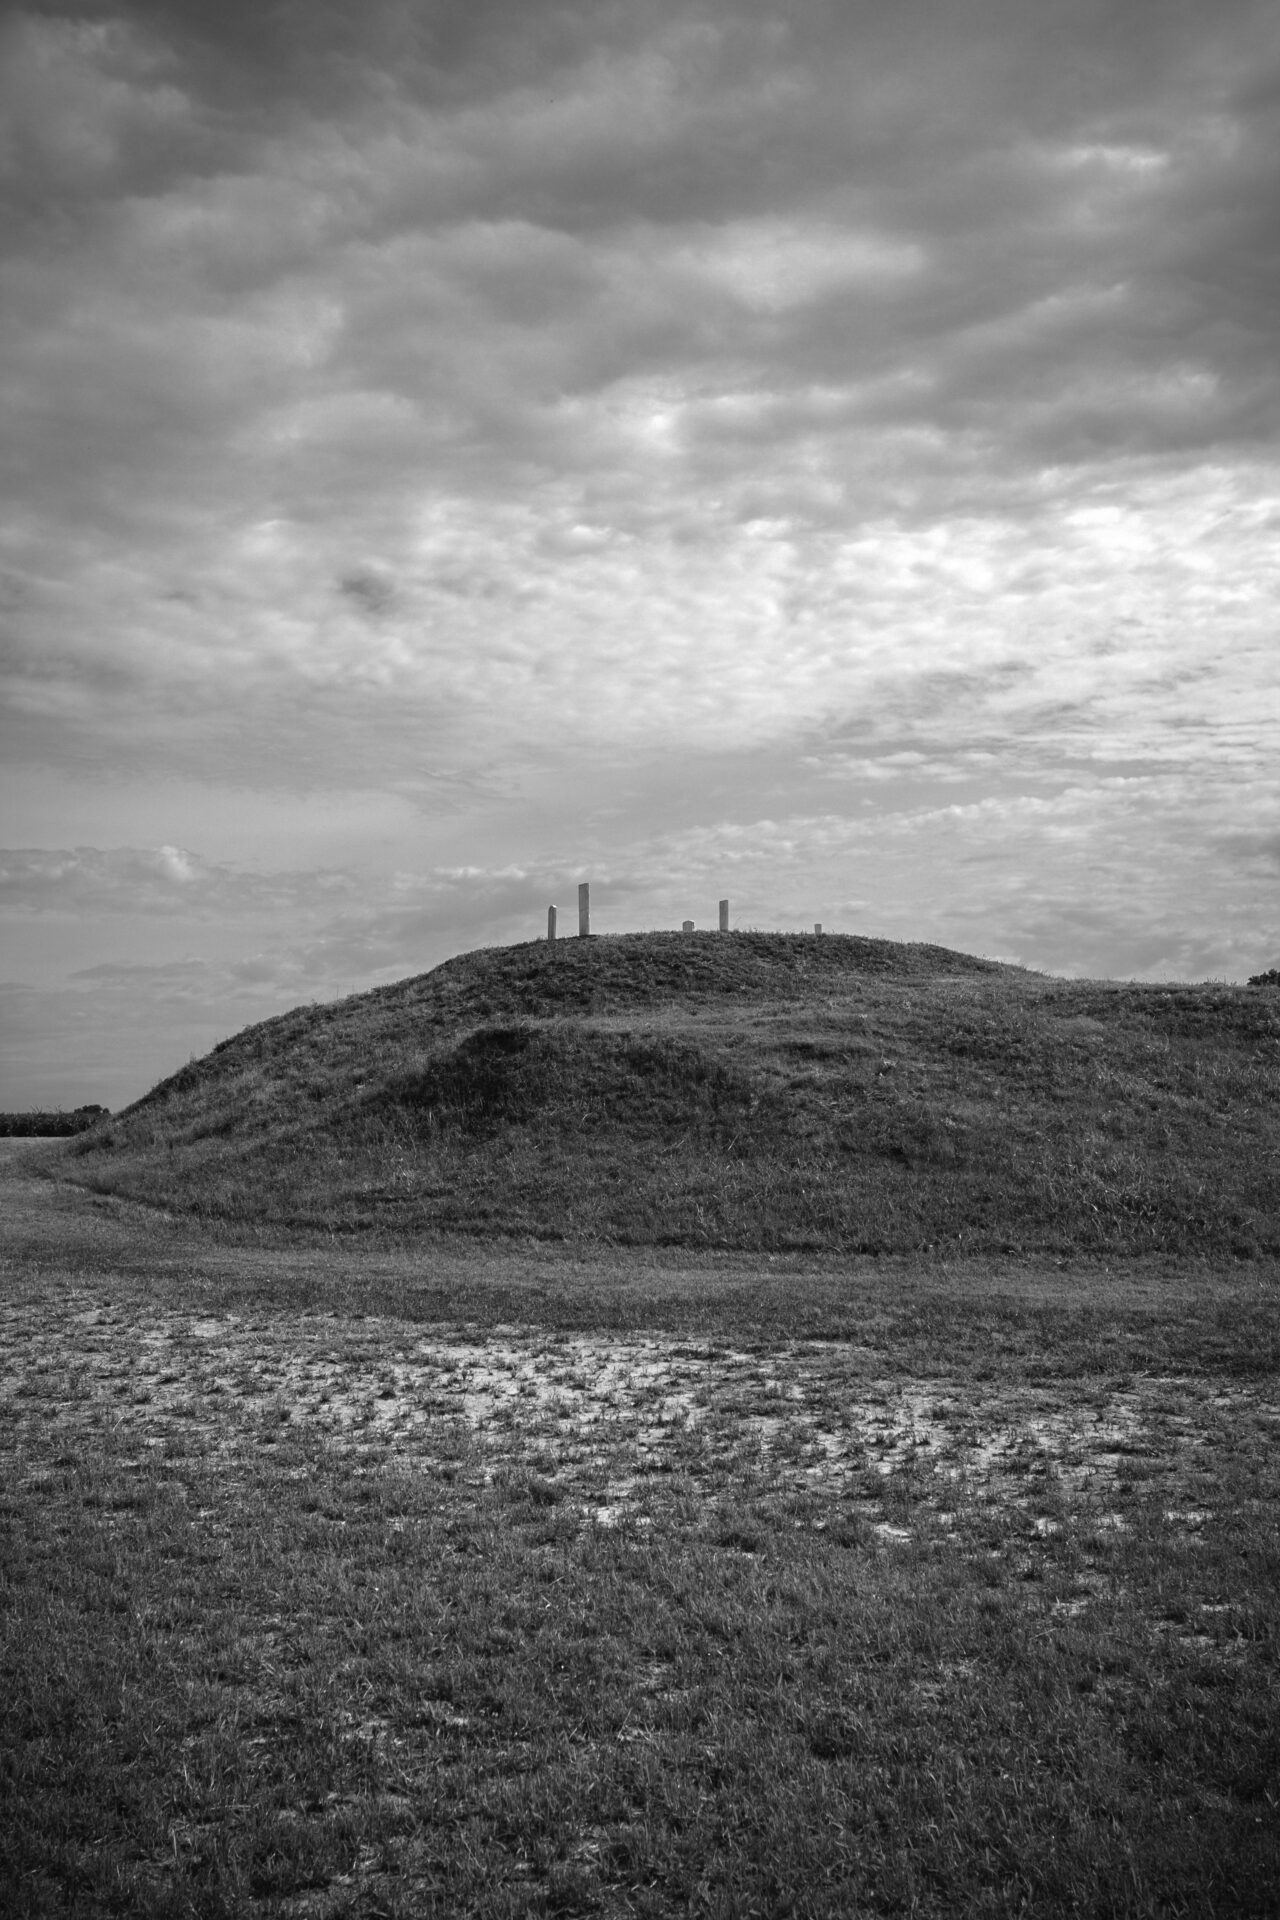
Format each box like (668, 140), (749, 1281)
(0, 1106), (110, 1137)
(1249, 970), (1280, 987)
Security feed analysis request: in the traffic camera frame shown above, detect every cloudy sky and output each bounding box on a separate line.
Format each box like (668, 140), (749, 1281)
(3, 0), (1279, 1108)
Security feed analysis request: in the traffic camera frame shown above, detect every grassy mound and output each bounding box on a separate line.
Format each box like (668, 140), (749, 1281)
(63, 931), (1280, 1256)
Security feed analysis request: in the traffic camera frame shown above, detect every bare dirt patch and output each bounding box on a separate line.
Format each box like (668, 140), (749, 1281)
(4, 1282), (1272, 1552)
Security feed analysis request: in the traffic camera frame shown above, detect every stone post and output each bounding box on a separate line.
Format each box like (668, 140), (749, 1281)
(682, 920), (694, 933)
(814, 922), (822, 935)
(718, 898), (729, 932)
(547, 904), (557, 942)
(578, 882), (590, 937)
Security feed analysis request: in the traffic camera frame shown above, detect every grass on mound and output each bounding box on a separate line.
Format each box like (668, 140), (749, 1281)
(59, 932), (1280, 1258)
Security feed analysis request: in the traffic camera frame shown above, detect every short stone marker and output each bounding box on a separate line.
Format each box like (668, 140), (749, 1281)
(578, 882), (590, 937)
(718, 898), (729, 932)
(682, 920), (694, 933)
(814, 922), (822, 935)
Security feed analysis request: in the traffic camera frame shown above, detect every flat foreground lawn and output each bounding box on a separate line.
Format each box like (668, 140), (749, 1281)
(2, 1144), (1278, 1916)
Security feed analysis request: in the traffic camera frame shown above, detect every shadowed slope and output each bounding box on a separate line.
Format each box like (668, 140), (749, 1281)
(59, 932), (1280, 1256)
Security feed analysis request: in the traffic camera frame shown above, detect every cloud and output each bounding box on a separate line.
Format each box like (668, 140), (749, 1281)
(0, 845), (358, 915)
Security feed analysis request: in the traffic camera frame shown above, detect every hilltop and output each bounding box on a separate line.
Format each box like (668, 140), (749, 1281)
(61, 930), (1280, 1257)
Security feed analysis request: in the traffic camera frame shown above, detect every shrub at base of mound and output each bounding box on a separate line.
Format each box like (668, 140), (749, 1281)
(1, 1106), (109, 1138)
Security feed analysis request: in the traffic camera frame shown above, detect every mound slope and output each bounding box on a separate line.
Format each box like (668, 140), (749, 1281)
(64, 931), (1280, 1257)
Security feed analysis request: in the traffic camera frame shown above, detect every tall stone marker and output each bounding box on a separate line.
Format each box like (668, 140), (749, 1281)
(547, 904), (557, 942)
(578, 882), (590, 937)
(718, 898), (729, 932)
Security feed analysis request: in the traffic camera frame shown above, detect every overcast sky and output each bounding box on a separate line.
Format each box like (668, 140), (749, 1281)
(3, 0), (1279, 1108)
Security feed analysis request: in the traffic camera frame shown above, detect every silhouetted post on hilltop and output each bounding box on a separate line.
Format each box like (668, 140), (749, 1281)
(719, 899), (729, 931)
(682, 920), (694, 933)
(579, 883), (590, 937)
(547, 904), (557, 942)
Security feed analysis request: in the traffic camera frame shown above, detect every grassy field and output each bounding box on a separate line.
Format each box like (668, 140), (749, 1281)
(56, 933), (1280, 1260)
(3, 1139), (1278, 1917)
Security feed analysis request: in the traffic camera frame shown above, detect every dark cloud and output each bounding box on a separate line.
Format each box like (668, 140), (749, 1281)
(337, 568), (397, 617)
(1213, 829), (1280, 873)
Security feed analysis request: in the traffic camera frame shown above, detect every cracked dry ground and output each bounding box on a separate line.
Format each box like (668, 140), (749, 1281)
(5, 1267), (1277, 1589)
